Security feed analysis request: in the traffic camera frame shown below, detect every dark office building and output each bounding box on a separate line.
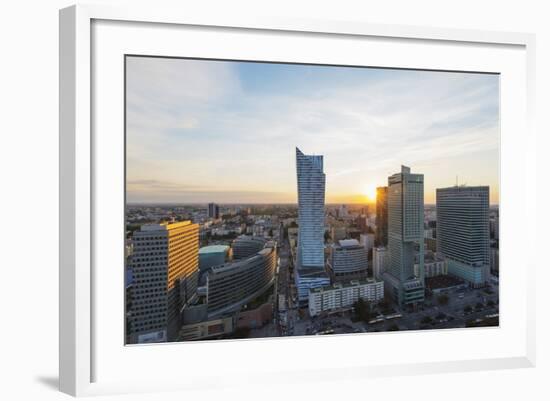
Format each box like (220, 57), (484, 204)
(375, 186), (388, 246)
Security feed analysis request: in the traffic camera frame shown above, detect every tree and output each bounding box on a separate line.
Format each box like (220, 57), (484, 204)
(464, 305), (473, 313)
(487, 300), (495, 307)
(436, 294), (449, 305)
(475, 302), (484, 310)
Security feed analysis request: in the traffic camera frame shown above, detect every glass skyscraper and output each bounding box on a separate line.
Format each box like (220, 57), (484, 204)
(295, 147), (329, 303)
(384, 166), (425, 308)
(436, 186), (490, 287)
(375, 186), (388, 246)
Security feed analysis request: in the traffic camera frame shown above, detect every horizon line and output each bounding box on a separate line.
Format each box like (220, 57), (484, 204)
(126, 201), (500, 207)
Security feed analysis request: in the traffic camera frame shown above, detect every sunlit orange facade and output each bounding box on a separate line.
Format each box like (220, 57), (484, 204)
(130, 221), (199, 343)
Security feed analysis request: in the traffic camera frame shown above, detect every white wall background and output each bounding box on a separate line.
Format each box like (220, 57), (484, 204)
(0, 0), (547, 400)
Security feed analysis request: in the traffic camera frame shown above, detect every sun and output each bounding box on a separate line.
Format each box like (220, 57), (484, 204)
(363, 185), (377, 202)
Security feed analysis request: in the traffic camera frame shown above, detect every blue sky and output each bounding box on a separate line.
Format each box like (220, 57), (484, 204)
(126, 56), (499, 204)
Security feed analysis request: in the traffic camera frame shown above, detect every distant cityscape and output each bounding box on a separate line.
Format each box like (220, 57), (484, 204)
(125, 147), (499, 344)
(125, 56), (499, 344)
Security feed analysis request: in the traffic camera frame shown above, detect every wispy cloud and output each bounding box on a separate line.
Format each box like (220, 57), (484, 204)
(126, 57), (499, 204)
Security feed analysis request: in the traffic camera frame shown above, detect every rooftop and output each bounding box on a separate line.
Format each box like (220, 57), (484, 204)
(310, 278), (380, 293)
(338, 239), (360, 248)
(140, 220), (194, 232)
(199, 245), (230, 254)
(210, 245), (275, 274)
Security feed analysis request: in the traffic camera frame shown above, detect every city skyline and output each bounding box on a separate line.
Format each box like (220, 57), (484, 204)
(126, 57), (500, 205)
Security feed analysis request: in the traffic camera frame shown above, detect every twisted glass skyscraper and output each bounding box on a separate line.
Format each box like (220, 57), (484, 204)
(296, 147), (326, 268)
(295, 147), (329, 303)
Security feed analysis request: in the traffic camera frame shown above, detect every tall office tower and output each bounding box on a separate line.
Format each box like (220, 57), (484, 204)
(375, 186), (388, 246)
(207, 202), (220, 219)
(295, 147), (330, 303)
(383, 166), (425, 308)
(436, 186), (490, 287)
(130, 221), (199, 343)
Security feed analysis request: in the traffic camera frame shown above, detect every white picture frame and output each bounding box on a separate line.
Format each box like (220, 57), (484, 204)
(59, 4), (536, 397)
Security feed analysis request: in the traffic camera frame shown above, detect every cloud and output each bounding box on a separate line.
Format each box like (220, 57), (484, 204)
(126, 58), (499, 203)
(127, 179), (207, 192)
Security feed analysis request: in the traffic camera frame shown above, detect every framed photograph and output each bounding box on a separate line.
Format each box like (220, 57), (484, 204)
(59, 4), (536, 397)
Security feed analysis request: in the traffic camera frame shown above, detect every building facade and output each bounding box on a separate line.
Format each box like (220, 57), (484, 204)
(179, 316), (234, 341)
(415, 258), (447, 278)
(129, 221), (199, 343)
(328, 239), (369, 282)
(490, 247), (499, 275)
(359, 233), (375, 253)
(331, 225), (347, 242)
(296, 147), (326, 268)
(372, 246), (388, 281)
(295, 269), (331, 303)
(375, 186), (388, 246)
(295, 147), (329, 303)
(384, 166), (425, 307)
(232, 236), (267, 260)
(206, 244), (277, 317)
(207, 202), (220, 219)
(236, 302), (273, 329)
(436, 186), (490, 287)
(308, 279), (384, 317)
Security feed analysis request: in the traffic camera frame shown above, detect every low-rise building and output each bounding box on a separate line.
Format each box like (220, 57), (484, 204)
(199, 245), (232, 272)
(179, 316), (234, 341)
(359, 233), (375, 253)
(331, 226), (347, 242)
(415, 254), (447, 278)
(308, 279), (384, 317)
(206, 244), (277, 317)
(295, 267), (331, 304)
(232, 236), (267, 260)
(236, 303), (273, 329)
(328, 239), (369, 282)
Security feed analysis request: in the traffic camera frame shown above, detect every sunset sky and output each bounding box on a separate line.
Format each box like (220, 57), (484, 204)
(126, 56), (500, 205)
